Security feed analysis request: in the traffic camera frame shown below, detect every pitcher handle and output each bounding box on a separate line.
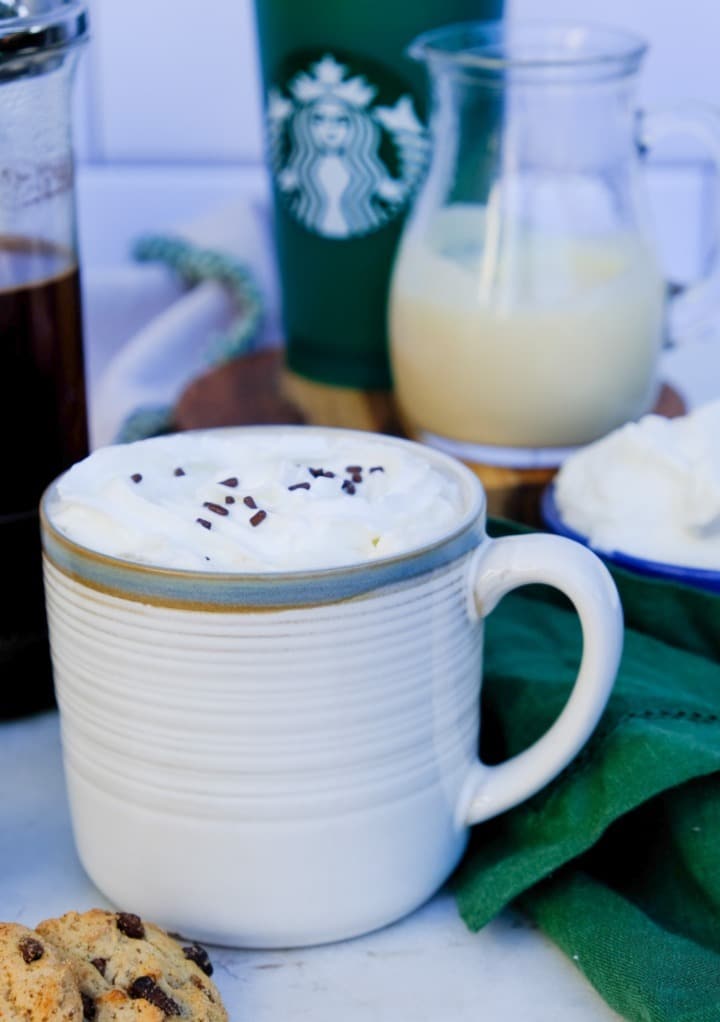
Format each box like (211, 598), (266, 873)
(638, 104), (720, 345)
(459, 534), (623, 826)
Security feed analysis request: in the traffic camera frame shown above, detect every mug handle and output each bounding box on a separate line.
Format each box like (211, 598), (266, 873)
(637, 104), (720, 345)
(460, 533), (623, 825)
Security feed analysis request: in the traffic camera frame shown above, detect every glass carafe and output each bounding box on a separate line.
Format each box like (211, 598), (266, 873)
(389, 22), (720, 463)
(0, 0), (88, 716)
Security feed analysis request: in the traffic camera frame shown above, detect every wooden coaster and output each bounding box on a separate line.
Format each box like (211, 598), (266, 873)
(653, 382), (686, 419)
(462, 383), (687, 526)
(174, 351), (404, 435)
(174, 349), (305, 431)
(281, 369), (403, 436)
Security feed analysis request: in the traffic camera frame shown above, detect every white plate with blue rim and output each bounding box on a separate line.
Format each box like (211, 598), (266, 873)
(540, 483), (720, 594)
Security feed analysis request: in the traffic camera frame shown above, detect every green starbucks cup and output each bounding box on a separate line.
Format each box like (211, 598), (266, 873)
(253, 1), (504, 428)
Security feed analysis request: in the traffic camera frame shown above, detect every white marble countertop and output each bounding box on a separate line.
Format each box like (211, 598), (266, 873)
(1, 711), (623, 1021)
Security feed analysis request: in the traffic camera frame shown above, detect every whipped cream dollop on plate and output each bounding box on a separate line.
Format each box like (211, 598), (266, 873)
(551, 399), (720, 571)
(46, 429), (469, 572)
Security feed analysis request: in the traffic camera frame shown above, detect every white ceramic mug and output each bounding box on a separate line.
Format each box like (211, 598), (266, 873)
(40, 426), (622, 948)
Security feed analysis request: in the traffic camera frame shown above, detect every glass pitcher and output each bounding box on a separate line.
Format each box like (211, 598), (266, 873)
(389, 21), (720, 462)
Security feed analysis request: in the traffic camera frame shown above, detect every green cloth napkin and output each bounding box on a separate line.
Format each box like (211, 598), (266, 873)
(455, 518), (720, 1022)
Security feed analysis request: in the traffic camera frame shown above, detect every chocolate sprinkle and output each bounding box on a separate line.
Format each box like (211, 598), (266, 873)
(203, 501), (229, 516)
(225, 495), (235, 505)
(18, 936), (44, 963)
(130, 473), (142, 484)
(129, 976), (182, 1016)
(309, 467), (335, 479)
(116, 912), (145, 939)
(219, 476), (238, 488)
(81, 993), (96, 1020)
(288, 482), (311, 491)
(91, 957), (107, 977)
(345, 465), (362, 473)
(173, 467), (186, 477)
(243, 496), (258, 509)
(351, 472), (363, 483)
(196, 518), (212, 530)
(250, 509), (267, 527)
(342, 480), (356, 495)
(182, 942), (214, 977)
(369, 466), (384, 473)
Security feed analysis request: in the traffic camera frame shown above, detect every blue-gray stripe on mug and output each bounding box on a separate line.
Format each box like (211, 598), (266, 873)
(40, 493), (485, 611)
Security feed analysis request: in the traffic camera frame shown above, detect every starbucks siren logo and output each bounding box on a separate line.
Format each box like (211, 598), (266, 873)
(267, 55), (429, 239)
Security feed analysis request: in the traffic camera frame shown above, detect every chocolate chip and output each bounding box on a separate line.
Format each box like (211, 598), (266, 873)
(196, 518), (212, 530)
(116, 912), (145, 939)
(342, 480), (356, 495)
(219, 477), (238, 488)
(130, 473), (142, 484)
(369, 466), (384, 473)
(183, 942), (214, 976)
(18, 936), (44, 963)
(91, 957), (107, 977)
(288, 482), (311, 491)
(249, 510), (267, 527)
(81, 992), (96, 1020)
(129, 976), (181, 1016)
(224, 495), (235, 505)
(173, 467), (186, 477)
(243, 496), (257, 509)
(203, 501), (229, 516)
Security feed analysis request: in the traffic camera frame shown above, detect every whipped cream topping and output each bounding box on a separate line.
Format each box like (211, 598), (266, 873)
(47, 429), (468, 572)
(554, 400), (720, 569)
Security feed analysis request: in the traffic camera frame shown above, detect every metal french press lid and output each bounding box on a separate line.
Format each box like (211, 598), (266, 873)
(0, 0), (87, 75)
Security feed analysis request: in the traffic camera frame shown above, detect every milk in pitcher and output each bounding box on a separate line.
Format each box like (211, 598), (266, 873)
(389, 205), (665, 450)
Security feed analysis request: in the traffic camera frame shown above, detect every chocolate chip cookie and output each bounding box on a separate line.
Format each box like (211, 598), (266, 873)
(0, 921), (84, 1021)
(36, 910), (227, 1022)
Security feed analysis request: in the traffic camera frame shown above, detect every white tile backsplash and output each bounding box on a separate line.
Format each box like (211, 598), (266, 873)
(71, 0), (720, 167)
(509, 0), (720, 108)
(78, 0), (264, 164)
